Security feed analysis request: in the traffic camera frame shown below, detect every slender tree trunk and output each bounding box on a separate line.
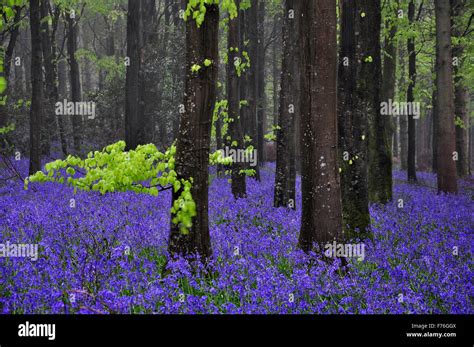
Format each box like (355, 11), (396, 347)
(382, 7), (397, 156)
(432, 82), (438, 172)
(274, 0), (297, 209)
(244, 1), (259, 179)
(66, 11), (82, 154)
(366, 0), (391, 203)
(298, 0), (343, 251)
(168, 4), (219, 259)
(28, 0), (43, 175)
(338, 0), (370, 238)
(407, 0), (417, 182)
(125, 0), (144, 150)
(393, 115), (399, 159)
(272, 23), (279, 127)
(452, 0), (469, 178)
(40, 0), (55, 156)
(256, 0), (265, 170)
(399, 40), (408, 171)
(227, 0), (246, 198)
(435, 0), (457, 193)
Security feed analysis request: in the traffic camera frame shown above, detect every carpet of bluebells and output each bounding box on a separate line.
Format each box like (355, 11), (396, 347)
(0, 160), (472, 314)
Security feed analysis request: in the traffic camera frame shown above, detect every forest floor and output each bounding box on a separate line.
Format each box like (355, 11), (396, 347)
(0, 162), (472, 314)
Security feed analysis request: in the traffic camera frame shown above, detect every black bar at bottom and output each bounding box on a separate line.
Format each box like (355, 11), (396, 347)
(0, 314), (472, 346)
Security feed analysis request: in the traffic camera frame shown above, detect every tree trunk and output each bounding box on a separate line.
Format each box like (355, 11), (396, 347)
(366, 0), (391, 203)
(298, 0), (342, 251)
(435, 0), (458, 193)
(338, 0), (370, 238)
(168, 4), (219, 259)
(66, 11), (82, 154)
(407, 0), (417, 182)
(452, 0), (469, 178)
(274, 0), (297, 209)
(399, 40), (408, 171)
(256, 0), (265, 170)
(40, 0), (56, 156)
(125, 0), (144, 150)
(244, 1), (259, 180)
(28, 0), (43, 175)
(227, 0), (246, 199)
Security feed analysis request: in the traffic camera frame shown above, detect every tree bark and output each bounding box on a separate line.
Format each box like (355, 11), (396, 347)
(168, 4), (219, 259)
(66, 11), (82, 154)
(256, 0), (265, 170)
(366, 0), (392, 203)
(407, 0), (417, 182)
(338, 0), (370, 238)
(435, 0), (458, 193)
(298, 0), (343, 251)
(28, 0), (43, 175)
(274, 0), (297, 209)
(452, 0), (469, 178)
(227, 0), (246, 198)
(125, 0), (144, 150)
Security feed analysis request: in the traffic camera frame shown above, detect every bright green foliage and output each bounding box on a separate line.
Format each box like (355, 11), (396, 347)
(0, 123), (14, 135)
(0, 1), (23, 104)
(25, 141), (234, 234)
(264, 125), (280, 142)
(191, 63), (202, 73)
(185, 0), (239, 27)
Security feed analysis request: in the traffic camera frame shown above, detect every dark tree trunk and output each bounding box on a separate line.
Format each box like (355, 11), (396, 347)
(274, 0), (297, 209)
(435, 0), (458, 193)
(168, 4), (219, 259)
(272, 21), (279, 127)
(366, 0), (392, 203)
(125, 0), (144, 150)
(256, 0), (265, 170)
(66, 11), (82, 154)
(28, 0), (43, 175)
(338, 0), (370, 238)
(432, 83), (438, 172)
(399, 41), (408, 171)
(382, 7), (397, 155)
(407, 0), (417, 182)
(243, 1), (259, 179)
(452, 0), (469, 178)
(298, 0), (343, 251)
(40, 0), (55, 156)
(227, 0), (246, 199)
(393, 115), (399, 159)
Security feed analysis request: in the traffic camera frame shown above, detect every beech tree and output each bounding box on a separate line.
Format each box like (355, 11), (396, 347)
(65, 7), (82, 154)
(364, 0), (392, 204)
(227, 0), (246, 199)
(298, 0), (343, 251)
(274, 0), (297, 209)
(338, 0), (370, 237)
(124, 0), (144, 151)
(407, 0), (417, 182)
(168, 2), (220, 258)
(28, 0), (43, 175)
(435, 0), (458, 194)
